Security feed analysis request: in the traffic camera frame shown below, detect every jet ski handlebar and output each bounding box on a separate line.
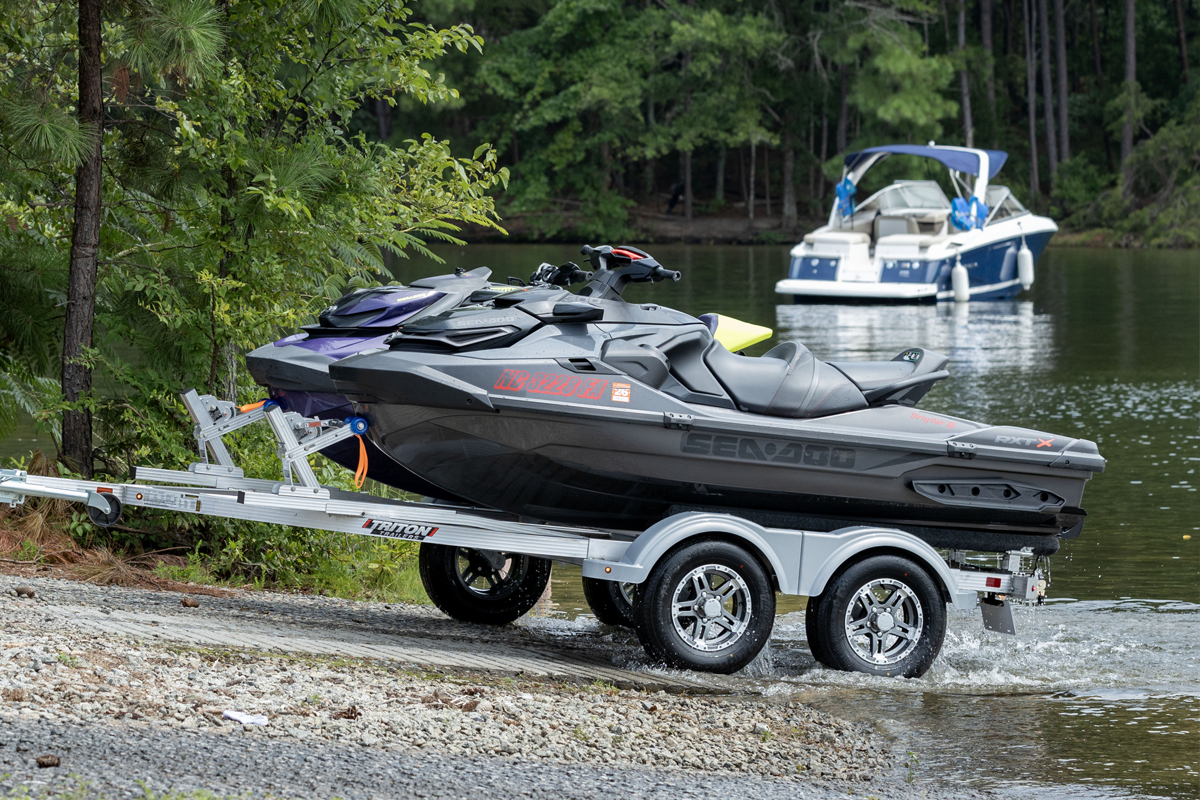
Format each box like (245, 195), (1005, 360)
(578, 244), (680, 300)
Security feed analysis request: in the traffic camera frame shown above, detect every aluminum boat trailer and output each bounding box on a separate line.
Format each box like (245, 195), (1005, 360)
(0, 390), (1048, 679)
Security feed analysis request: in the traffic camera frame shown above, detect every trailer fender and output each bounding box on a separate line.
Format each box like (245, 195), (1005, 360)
(799, 527), (977, 609)
(582, 512), (800, 594)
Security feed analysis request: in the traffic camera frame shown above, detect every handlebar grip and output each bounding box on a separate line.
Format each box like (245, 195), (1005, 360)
(654, 267), (681, 282)
(580, 245), (595, 257)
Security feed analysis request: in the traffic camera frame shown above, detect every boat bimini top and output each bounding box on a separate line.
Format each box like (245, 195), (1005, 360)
(833, 144), (1011, 234)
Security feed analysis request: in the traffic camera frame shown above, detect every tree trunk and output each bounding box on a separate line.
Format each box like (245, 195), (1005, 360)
(715, 145), (726, 202)
(683, 149), (693, 220)
(376, 97), (392, 141)
(782, 139), (797, 229)
(763, 146), (771, 217)
(1038, 0), (1059, 179)
(747, 141), (756, 220)
(1024, 0), (1041, 195)
(1089, 0), (1104, 86)
(836, 64), (849, 153)
(807, 116), (815, 199)
(643, 98), (655, 197)
(1120, 0), (1135, 164)
(61, 0), (104, 478)
(982, 0), (998, 145)
(1174, 0), (1189, 83)
(683, 90), (692, 219)
(1054, 0), (1070, 160)
(600, 140), (612, 193)
(959, 0), (975, 147)
(818, 113), (828, 200)
(738, 146), (747, 204)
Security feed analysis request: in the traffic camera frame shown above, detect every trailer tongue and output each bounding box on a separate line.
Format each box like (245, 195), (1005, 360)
(0, 389), (1048, 679)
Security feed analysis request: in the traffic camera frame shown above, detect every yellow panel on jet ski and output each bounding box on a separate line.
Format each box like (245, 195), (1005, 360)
(712, 315), (773, 351)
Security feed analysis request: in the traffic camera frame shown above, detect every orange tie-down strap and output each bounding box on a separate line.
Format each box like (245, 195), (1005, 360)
(239, 400), (267, 413)
(354, 435), (368, 488)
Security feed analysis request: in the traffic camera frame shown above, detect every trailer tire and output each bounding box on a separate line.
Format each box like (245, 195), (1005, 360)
(418, 544), (551, 625)
(804, 594), (834, 668)
(633, 540), (774, 674)
(815, 555), (946, 678)
(581, 577), (635, 627)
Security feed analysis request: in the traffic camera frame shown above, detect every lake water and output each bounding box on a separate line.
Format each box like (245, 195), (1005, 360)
(2, 244), (1196, 798)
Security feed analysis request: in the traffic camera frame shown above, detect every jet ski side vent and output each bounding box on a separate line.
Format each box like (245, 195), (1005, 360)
(912, 480), (1065, 513)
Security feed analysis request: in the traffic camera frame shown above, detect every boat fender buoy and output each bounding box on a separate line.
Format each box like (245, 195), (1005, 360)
(1017, 240), (1034, 290)
(951, 256), (970, 302)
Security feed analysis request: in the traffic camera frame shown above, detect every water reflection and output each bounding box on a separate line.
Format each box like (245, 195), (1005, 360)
(775, 299), (1055, 375)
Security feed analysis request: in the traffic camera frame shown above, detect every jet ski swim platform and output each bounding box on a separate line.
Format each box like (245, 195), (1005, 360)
(1, 389), (1056, 679)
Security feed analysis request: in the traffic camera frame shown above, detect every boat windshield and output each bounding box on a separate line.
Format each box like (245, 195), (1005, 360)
(984, 185), (1029, 224)
(855, 181), (952, 215)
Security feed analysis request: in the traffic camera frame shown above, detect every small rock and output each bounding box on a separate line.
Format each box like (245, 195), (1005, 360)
(752, 723), (769, 735)
(14, 587), (35, 599)
(181, 598), (200, 608)
(332, 705), (361, 720)
(36, 755), (59, 768)
(474, 700), (494, 714)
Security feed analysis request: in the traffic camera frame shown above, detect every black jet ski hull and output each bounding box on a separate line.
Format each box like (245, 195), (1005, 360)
(333, 349), (1102, 553)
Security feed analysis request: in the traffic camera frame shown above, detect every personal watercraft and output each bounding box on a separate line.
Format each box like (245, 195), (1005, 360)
(329, 245), (1103, 553)
(247, 259), (770, 497)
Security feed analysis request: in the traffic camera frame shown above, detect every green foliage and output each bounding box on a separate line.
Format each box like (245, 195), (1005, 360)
(0, 0), (506, 593)
(1066, 95), (1200, 247)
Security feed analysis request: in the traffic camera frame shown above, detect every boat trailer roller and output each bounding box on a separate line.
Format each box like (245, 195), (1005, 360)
(0, 389), (1049, 679)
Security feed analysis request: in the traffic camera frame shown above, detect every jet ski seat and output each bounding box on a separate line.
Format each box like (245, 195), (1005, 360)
(702, 342), (952, 418)
(703, 341), (868, 418)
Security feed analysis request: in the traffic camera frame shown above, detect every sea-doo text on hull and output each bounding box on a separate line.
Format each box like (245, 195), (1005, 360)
(332, 246), (1103, 554)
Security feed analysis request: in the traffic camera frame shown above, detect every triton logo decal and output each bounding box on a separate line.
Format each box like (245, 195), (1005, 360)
(680, 433), (856, 468)
(494, 370), (608, 400)
(363, 519), (439, 541)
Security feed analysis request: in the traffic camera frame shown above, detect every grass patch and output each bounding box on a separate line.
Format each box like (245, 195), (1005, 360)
(153, 538), (430, 606)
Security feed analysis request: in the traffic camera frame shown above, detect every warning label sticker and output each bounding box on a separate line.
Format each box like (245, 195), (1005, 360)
(611, 382), (631, 403)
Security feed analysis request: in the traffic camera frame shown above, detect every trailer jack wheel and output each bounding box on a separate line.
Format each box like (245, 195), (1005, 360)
(633, 540), (774, 674)
(418, 543), (551, 625)
(581, 577), (635, 627)
(86, 492), (123, 528)
(814, 555), (946, 678)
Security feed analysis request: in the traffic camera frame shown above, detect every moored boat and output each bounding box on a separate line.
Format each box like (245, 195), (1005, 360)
(775, 144), (1056, 303)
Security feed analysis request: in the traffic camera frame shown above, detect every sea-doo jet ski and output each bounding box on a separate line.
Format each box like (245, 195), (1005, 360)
(246, 264), (589, 496)
(330, 245), (1104, 554)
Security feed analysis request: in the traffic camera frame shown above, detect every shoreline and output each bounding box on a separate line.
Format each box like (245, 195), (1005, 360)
(0, 572), (993, 800)
(457, 210), (1183, 248)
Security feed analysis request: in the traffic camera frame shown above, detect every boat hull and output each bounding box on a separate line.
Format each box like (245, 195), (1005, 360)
(776, 228), (1054, 303)
(246, 343), (463, 501)
(333, 346), (1100, 554)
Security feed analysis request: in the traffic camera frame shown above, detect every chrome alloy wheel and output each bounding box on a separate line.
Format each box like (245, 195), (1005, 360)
(670, 564), (752, 652)
(843, 578), (924, 665)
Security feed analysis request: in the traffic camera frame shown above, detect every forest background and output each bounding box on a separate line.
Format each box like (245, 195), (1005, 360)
(0, 0), (1194, 598)
(379, 0), (1199, 246)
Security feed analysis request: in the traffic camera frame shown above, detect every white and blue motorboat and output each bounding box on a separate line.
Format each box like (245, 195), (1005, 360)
(775, 144), (1056, 302)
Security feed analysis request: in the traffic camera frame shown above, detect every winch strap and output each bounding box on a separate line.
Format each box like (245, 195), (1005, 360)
(239, 400), (267, 413)
(354, 435), (368, 489)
